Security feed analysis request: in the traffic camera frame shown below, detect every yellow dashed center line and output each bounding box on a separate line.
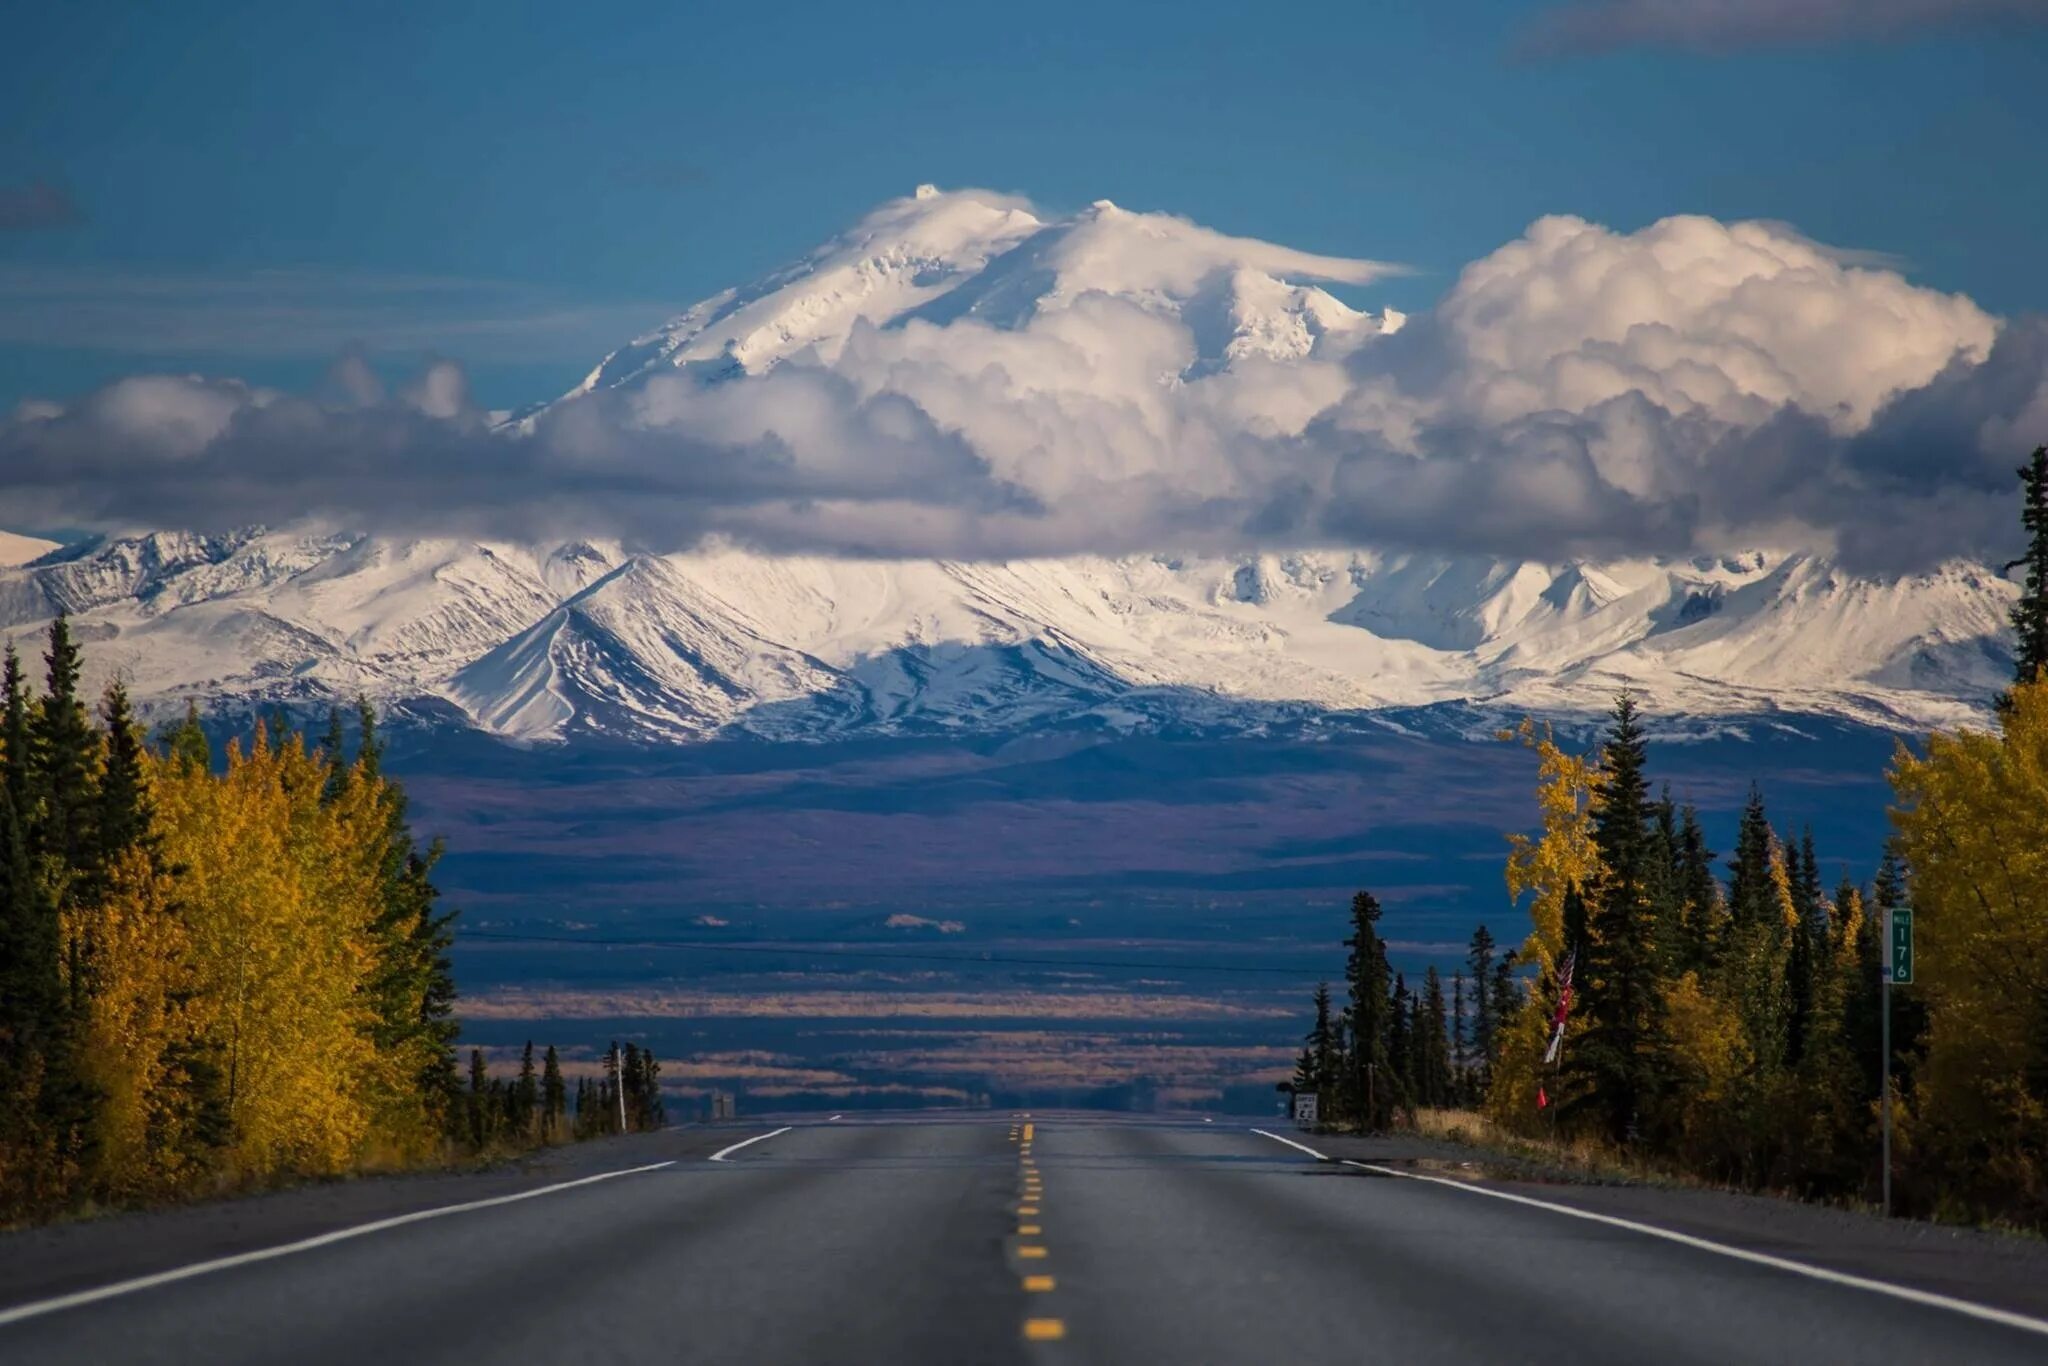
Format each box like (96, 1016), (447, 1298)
(1014, 1121), (1066, 1346)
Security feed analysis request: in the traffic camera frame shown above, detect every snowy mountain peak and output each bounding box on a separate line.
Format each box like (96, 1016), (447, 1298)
(552, 186), (1401, 407)
(0, 191), (2020, 746)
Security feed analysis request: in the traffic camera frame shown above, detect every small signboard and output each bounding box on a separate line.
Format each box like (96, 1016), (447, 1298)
(1889, 907), (1914, 985)
(1292, 1092), (1318, 1127)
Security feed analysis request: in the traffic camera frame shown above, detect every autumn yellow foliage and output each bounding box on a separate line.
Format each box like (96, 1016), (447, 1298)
(1491, 721), (1601, 1126)
(1889, 677), (2048, 1217)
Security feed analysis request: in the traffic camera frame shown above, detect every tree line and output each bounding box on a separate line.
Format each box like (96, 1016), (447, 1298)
(0, 618), (667, 1222)
(461, 1039), (665, 1147)
(1289, 445), (2048, 1229)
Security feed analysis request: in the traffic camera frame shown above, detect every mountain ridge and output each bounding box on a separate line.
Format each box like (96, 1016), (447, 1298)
(0, 187), (2017, 744)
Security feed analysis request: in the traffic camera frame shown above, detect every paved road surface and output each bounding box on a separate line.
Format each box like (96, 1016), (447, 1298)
(2, 1115), (2045, 1364)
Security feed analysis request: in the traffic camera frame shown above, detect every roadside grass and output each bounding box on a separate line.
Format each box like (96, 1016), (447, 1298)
(1397, 1107), (2043, 1241)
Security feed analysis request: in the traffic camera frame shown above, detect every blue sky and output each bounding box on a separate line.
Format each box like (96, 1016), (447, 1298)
(3, 0), (2045, 410)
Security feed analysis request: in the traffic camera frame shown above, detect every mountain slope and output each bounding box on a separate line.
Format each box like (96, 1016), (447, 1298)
(0, 188), (2017, 743)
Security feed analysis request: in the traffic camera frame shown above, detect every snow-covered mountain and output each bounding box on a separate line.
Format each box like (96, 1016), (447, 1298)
(0, 188), (2017, 743)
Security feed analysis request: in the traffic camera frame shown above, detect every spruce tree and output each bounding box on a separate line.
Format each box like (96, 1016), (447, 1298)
(467, 1048), (490, 1148)
(1676, 804), (1721, 973)
(602, 1042), (622, 1134)
(2008, 445), (2048, 690)
(516, 1041), (539, 1139)
(165, 701), (210, 773)
(1341, 890), (1396, 1131)
(1465, 926), (1497, 1088)
(1303, 982), (1338, 1114)
(1388, 972), (1414, 1113)
(95, 684), (154, 876)
(1572, 692), (1667, 1145)
(1784, 827), (1824, 1069)
(1450, 972), (1469, 1103)
(1727, 786), (1775, 931)
(542, 1045), (566, 1139)
(26, 618), (100, 1185)
(33, 614), (100, 895)
(1418, 967), (1452, 1110)
(1, 646), (29, 817)
(1489, 953), (1518, 1058)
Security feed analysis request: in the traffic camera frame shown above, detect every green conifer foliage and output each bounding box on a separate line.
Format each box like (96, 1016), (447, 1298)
(1572, 693), (1667, 1145)
(1417, 967), (1452, 1109)
(1342, 891), (1396, 1131)
(2009, 445), (2048, 689)
(516, 1041), (539, 1139)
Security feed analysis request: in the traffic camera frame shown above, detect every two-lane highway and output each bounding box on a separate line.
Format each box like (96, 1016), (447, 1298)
(3, 1115), (2047, 1364)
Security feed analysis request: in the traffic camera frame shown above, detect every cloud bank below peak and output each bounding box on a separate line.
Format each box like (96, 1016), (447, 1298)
(2, 188), (2040, 575)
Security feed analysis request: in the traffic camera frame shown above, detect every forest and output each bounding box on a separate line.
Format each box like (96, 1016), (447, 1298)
(1290, 446), (2048, 1229)
(0, 621), (659, 1224)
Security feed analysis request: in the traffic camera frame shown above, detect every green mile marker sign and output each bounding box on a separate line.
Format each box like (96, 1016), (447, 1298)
(1890, 907), (1914, 985)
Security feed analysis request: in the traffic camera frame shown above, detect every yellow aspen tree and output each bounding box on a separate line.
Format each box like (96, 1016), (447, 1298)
(155, 728), (376, 1177)
(67, 845), (206, 1199)
(1658, 970), (1752, 1171)
(1492, 720), (1603, 1128)
(1889, 678), (2048, 1217)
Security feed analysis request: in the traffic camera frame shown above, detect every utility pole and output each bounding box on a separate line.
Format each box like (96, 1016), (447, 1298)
(1880, 906), (1913, 1218)
(612, 1044), (627, 1135)
(1880, 948), (1891, 1217)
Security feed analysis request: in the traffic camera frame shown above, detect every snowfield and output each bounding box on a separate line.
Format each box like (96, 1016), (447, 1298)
(0, 188), (2016, 743)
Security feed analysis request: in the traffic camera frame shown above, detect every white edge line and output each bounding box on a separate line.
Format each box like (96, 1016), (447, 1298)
(708, 1126), (792, 1163)
(1335, 1158), (2048, 1342)
(0, 1159), (676, 1330)
(1249, 1128), (1328, 1161)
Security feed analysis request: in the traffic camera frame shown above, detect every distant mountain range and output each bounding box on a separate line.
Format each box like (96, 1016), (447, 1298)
(0, 188), (2015, 743)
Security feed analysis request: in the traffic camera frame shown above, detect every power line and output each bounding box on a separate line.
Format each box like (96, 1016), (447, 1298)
(457, 928), (1338, 978)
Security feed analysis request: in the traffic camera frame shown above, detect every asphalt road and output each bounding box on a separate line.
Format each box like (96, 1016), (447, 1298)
(2, 1115), (2046, 1364)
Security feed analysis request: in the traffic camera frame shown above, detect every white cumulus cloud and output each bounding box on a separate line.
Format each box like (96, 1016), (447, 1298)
(0, 190), (2038, 575)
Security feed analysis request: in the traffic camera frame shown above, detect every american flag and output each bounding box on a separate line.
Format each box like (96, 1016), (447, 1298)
(1541, 949), (1576, 1067)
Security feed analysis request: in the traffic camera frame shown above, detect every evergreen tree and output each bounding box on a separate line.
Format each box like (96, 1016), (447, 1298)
(541, 1045), (566, 1139)
(1341, 891), (1396, 1131)
(1490, 952), (1519, 1058)
(1450, 972), (1469, 1103)
(1388, 972), (1414, 1113)
(602, 1042), (622, 1134)
(164, 701), (210, 773)
(1727, 786), (1775, 932)
(95, 684), (154, 875)
(1675, 804), (1721, 973)
(467, 1048), (491, 1148)
(1466, 917), (1499, 1089)
(573, 1076), (595, 1139)
(516, 1041), (539, 1138)
(1417, 967), (1452, 1110)
(1784, 827), (1824, 1069)
(1299, 981), (1338, 1115)
(26, 619), (101, 1191)
(34, 614), (101, 897)
(1, 646), (28, 817)
(2008, 445), (2048, 692)
(1560, 883), (1590, 963)
(1571, 692), (1667, 1145)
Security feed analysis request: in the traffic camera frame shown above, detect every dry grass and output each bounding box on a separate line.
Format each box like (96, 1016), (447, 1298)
(1406, 1107), (1708, 1188)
